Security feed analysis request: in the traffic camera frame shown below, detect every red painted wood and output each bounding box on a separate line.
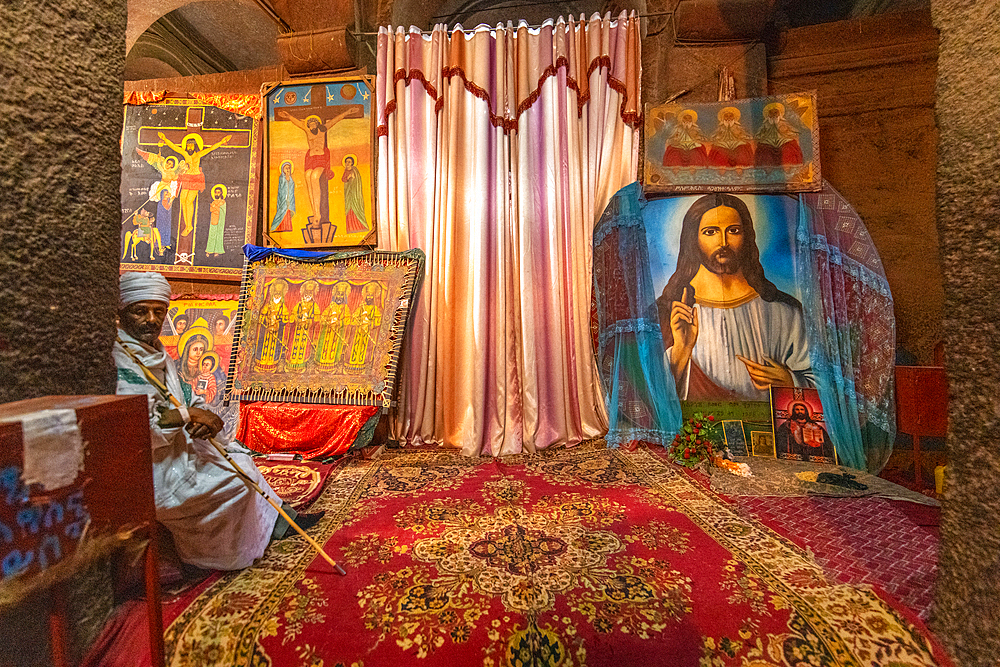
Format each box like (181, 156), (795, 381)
(895, 366), (949, 485)
(0, 395), (165, 667)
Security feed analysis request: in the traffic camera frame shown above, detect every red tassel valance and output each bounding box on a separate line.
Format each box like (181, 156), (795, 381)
(124, 91), (263, 120)
(376, 13), (641, 137)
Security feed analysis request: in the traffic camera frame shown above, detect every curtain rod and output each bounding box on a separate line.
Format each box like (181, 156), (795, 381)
(348, 10), (673, 37)
(431, 0), (632, 20)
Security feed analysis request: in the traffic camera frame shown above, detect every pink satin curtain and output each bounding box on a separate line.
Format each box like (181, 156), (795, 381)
(376, 14), (641, 456)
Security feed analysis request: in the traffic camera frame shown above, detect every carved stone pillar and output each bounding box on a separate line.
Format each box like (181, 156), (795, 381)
(930, 1), (1000, 663)
(0, 0), (127, 402)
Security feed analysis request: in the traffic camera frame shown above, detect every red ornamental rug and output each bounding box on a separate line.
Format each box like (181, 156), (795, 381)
(159, 446), (952, 667)
(257, 460), (336, 510)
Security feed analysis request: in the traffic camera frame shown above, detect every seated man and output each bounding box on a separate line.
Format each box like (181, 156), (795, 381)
(114, 272), (322, 570)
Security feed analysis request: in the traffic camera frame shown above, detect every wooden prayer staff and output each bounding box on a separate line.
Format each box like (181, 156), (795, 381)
(116, 337), (347, 576)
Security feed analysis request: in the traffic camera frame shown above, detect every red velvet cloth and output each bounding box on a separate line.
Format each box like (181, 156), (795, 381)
(81, 575), (222, 667)
(237, 402), (378, 458)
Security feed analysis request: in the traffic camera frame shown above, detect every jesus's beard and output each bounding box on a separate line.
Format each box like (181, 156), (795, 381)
(702, 247), (740, 275)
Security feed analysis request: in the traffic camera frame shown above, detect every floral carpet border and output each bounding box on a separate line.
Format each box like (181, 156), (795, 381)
(162, 463), (376, 665)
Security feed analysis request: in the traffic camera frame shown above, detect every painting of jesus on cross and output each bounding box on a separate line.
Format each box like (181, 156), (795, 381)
(264, 76), (376, 249)
(120, 96), (260, 280)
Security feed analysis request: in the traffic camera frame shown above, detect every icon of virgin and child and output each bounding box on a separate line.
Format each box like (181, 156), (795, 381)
(172, 316), (233, 406)
(654, 193), (815, 402)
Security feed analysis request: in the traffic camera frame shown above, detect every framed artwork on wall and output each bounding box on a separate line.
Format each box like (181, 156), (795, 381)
(770, 386), (838, 464)
(120, 95), (261, 280)
(643, 92), (821, 193)
(162, 295), (242, 442)
(263, 76), (376, 249)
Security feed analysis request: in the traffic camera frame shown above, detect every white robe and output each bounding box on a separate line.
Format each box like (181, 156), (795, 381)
(669, 295), (814, 401)
(114, 329), (279, 570)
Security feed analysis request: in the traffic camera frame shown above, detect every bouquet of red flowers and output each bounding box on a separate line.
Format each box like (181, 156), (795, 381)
(668, 412), (722, 467)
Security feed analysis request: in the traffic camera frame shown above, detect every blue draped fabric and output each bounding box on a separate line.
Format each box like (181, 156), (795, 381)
(594, 182), (895, 471)
(794, 199), (865, 468)
(593, 183), (683, 448)
(794, 185), (896, 471)
(242, 244), (371, 263)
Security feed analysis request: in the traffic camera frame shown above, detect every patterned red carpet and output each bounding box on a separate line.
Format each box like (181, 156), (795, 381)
(730, 496), (940, 622)
(144, 446), (950, 666)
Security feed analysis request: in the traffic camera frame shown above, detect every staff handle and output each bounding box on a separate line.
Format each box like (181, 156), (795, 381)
(199, 437), (346, 575)
(116, 337), (346, 575)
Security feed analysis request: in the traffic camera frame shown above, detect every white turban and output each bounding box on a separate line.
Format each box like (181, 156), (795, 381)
(119, 271), (172, 309)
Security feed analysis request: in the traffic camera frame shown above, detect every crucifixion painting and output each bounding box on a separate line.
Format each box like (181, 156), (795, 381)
(120, 98), (260, 280)
(265, 77), (375, 249)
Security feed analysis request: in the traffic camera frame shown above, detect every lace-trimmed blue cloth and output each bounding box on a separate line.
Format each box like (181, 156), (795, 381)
(795, 185), (896, 471)
(593, 182), (895, 471)
(592, 183), (683, 449)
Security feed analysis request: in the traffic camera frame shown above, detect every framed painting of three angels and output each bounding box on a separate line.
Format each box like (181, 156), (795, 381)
(644, 92), (821, 193)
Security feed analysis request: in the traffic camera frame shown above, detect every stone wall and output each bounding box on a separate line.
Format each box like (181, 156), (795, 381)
(930, 1), (1000, 663)
(768, 10), (942, 364)
(0, 0), (127, 403)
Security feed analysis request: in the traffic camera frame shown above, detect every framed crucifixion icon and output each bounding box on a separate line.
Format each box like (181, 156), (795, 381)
(262, 76), (376, 249)
(120, 94), (262, 280)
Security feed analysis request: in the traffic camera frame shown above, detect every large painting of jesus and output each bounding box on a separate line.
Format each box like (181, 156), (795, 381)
(643, 193), (809, 406)
(264, 76), (376, 249)
(593, 182), (897, 471)
(120, 96), (260, 280)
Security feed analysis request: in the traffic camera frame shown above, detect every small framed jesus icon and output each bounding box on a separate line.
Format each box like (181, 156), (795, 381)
(769, 386), (838, 464)
(750, 431), (776, 458)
